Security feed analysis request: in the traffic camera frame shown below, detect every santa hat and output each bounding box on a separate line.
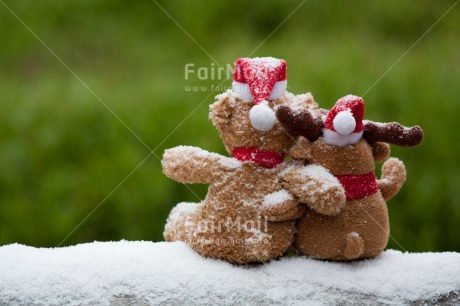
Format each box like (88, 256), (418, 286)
(323, 95), (364, 147)
(232, 57), (287, 132)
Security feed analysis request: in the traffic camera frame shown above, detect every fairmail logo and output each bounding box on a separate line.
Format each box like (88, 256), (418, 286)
(182, 216), (270, 246)
(184, 63), (234, 92)
(184, 63), (234, 81)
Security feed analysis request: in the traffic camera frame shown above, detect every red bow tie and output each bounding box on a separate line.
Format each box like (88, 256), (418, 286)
(232, 148), (285, 169)
(335, 172), (379, 200)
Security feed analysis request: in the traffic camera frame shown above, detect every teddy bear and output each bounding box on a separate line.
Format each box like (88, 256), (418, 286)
(276, 95), (424, 260)
(162, 57), (346, 264)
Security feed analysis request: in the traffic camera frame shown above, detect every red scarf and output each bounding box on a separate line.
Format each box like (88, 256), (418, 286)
(232, 148), (285, 169)
(335, 172), (379, 201)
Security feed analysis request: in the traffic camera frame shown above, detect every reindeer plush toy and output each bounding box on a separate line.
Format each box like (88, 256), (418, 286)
(277, 95), (424, 260)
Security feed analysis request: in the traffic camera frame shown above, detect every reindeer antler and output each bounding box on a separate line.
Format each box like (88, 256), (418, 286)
(363, 121), (424, 147)
(276, 106), (324, 142)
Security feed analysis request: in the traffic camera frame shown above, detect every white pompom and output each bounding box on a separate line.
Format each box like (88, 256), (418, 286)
(249, 103), (276, 132)
(333, 110), (356, 135)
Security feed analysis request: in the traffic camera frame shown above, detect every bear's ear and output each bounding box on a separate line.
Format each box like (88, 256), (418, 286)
(209, 95), (235, 130)
(289, 136), (312, 161)
(295, 92), (317, 110)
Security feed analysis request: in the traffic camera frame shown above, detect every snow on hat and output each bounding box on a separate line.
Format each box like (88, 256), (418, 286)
(323, 95), (364, 147)
(232, 57), (287, 103)
(232, 57), (287, 132)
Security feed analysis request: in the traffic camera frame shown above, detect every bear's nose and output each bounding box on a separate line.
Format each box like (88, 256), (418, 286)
(249, 102), (276, 132)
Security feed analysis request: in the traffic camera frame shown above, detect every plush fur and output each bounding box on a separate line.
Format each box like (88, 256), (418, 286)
(162, 91), (345, 264)
(276, 100), (423, 261)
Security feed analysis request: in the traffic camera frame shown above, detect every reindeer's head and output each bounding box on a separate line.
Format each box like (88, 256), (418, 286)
(276, 95), (424, 176)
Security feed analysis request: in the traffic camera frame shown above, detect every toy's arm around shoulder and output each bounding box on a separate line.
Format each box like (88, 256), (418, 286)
(280, 164), (346, 216)
(261, 189), (306, 222)
(162, 146), (241, 184)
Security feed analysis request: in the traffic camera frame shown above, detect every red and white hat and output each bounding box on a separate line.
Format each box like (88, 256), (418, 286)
(232, 57), (287, 131)
(323, 95), (364, 146)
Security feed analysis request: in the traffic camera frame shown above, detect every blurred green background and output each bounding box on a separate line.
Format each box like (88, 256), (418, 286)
(0, 0), (459, 252)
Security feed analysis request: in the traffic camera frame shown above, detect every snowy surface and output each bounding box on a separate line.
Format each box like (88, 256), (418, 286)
(0, 241), (459, 305)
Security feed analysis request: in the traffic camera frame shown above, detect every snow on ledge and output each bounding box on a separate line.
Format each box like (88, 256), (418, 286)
(0, 241), (459, 305)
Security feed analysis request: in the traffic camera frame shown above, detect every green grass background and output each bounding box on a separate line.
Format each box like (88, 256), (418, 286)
(0, 0), (459, 252)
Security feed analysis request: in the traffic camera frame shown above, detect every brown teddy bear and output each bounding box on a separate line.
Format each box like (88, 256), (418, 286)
(162, 58), (345, 264)
(276, 95), (424, 260)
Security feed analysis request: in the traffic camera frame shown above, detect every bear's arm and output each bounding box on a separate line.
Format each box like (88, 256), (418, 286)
(162, 146), (241, 184)
(280, 164), (346, 216)
(261, 189), (306, 222)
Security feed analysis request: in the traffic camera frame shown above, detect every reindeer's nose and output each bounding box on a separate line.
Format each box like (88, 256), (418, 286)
(333, 110), (356, 135)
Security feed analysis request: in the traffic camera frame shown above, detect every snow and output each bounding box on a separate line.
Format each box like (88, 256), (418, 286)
(288, 92), (316, 110)
(281, 164), (342, 194)
(240, 56), (284, 71)
(364, 120), (415, 133)
(339, 94), (362, 104)
(165, 202), (199, 226)
(263, 189), (293, 207)
(163, 145), (242, 170)
(1, 241), (458, 305)
(249, 102), (276, 132)
(214, 89), (238, 103)
(349, 231), (360, 238)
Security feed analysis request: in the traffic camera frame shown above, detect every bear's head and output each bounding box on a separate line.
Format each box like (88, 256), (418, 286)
(209, 57), (319, 165)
